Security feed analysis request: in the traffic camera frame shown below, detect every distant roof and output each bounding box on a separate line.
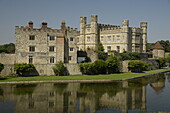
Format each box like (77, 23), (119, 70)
(152, 42), (164, 50)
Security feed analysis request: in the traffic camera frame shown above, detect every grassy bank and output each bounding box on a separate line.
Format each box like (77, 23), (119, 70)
(0, 68), (170, 82)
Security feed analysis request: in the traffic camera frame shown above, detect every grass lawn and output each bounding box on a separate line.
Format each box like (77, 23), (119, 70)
(0, 67), (170, 82)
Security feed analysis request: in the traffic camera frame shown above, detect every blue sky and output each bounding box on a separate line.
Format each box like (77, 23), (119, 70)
(0, 0), (170, 44)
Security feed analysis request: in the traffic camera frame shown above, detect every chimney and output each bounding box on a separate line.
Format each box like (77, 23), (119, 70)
(41, 22), (47, 29)
(28, 21), (33, 28)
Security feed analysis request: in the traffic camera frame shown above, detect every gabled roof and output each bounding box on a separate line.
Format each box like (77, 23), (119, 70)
(152, 42), (164, 50)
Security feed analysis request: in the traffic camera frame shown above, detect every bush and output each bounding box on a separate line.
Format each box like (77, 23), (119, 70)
(52, 61), (68, 76)
(94, 60), (107, 74)
(0, 63), (4, 73)
(128, 60), (148, 72)
(79, 62), (96, 75)
(120, 54), (131, 61)
(106, 55), (120, 73)
(157, 57), (166, 68)
(131, 52), (140, 60)
(14, 63), (35, 76)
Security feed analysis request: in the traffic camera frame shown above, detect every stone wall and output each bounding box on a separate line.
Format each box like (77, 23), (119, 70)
(65, 63), (82, 75)
(0, 54), (15, 64)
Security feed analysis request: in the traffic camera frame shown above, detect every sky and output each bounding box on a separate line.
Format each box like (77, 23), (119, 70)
(0, 0), (170, 44)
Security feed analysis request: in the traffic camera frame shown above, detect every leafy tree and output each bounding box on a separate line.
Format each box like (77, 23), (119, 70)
(96, 42), (107, 60)
(120, 54), (131, 61)
(14, 63), (35, 76)
(0, 63), (4, 73)
(147, 43), (154, 52)
(166, 54), (170, 64)
(128, 60), (148, 72)
(157, 57), (166, 68)
(131, 52), (140, 60)
(0, 43), (15, 53)
(159, 40), (170, 52)
(79, 62), (96, 75)
(98, 42), (104, 51)
(94, 59), (107, 74)
(106, 55), (120, 73)
(52, 61), (68, 76)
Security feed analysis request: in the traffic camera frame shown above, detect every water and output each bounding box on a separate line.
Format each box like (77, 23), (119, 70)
(0, 72), (170, 113)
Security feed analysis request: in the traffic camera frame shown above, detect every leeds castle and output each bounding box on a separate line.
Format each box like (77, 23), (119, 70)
(0, 15), (149, 76)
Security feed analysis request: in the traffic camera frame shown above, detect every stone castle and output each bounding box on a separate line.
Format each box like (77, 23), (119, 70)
(0, 15), (150, 76)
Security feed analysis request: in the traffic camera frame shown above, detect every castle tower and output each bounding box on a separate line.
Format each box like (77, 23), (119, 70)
(140, 22), (147, 53)
(122, 20), (129, 52)
(90, 15), (98, 50)
(80, 16), (86, 50)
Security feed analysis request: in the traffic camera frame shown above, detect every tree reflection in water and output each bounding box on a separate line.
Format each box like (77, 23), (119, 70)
(0, 72), (170, 113)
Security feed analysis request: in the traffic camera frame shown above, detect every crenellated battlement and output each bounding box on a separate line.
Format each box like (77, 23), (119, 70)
(131, 27), (142, 33)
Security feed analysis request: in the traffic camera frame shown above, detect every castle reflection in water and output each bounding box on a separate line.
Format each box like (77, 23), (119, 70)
(0, 73), (166, 113)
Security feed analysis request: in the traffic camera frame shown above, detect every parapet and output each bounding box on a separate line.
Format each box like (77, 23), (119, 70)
(91, 15), (98, 22)
(140, 22), (147, 27)
(80, 16), (87, 23)
(122, 20), (129, 26)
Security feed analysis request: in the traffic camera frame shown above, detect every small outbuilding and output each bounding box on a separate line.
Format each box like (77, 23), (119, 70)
(152, 42), (165, 58)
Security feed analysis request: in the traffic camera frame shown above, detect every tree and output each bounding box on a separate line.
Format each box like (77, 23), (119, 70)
(166, 54), (170, 64)
(0, 63), (4, 73)
(14, 63), (35, 76)
(96, 42), (107, 60)
(159, 40), (170, 52)
(128, 60), (148, 72)
(94, 59), (107, 74)
(0, 43), (15, 53)
(157, 57), (166, 68)
(131, 52), (140, 60)
(52, 61), (68, 76)
(106, 55), (120, 73)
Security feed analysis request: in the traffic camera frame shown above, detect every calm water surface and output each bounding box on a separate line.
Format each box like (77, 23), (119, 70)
(0, 72), (170, 113)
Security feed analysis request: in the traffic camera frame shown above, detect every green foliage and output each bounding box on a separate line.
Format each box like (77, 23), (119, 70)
(165, 54), (170, 63)
(157, 57), (166, 68)
(14, 63), (35, 76)
(159, 40), (170, 52)
(94, 60), (107, 74)
(106, 55), (120, 73)
(52, 61), (68, 76)
(79, 62), (96, 75)
(0, 43), (15, 53)
(97, 51), (107, 60)
(128, 60), (148, 72)
(120, 54), (131, 61)
(0, 63), (4, 73)
(98, 42), (104, 51)
(131, 52), (140, 60)
(147, 43), (154, 52)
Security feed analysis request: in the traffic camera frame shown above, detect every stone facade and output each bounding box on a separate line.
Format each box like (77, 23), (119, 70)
(78, 15), (147, 53)
(0, 15), (148, 76)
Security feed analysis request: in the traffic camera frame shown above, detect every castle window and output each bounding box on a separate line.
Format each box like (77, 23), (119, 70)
(116, 35), (120, 41)
(29, 46), (35, 52)
(50, 56), (54, 63)
(70, 37), (74, 42)
(48, 101), (54, 108)
(29, 56), (33, 63)
(29, 35), (35, 40)
(70, 47), (74, 52)
(87, 37), (90, 42)
(100, 36), (104, 41)
(107, 36), (111, 41)
(107, 46), (111, 51)
(49, 36), (55, 40)
(69, 56), (72, 61)
(117, 46), (120, 53)
(49, 46), (55, 52)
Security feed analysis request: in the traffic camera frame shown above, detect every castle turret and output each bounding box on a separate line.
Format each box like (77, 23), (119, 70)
(90, 15), (98, 50)
(122, 20), (129, 52)
(79, 17), (86, 50)
(140, 22), (147, 53)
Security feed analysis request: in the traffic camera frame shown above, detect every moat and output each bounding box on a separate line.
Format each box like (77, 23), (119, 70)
(0, 72), (170, 113)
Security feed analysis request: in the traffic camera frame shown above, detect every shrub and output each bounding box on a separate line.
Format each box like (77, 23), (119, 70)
(131, 52), (140, 60)
(79, 62), (96, 75)
(157, 57), (166, 68)
(94, 60), (107, 74)
(120, 54), (131, 61)
(0, 63), (4, 73)
(128, 60), (148, 72)
(14, 63), (35, 76)
(106, 55), (120, 73)
(52, 61), (68, 76)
